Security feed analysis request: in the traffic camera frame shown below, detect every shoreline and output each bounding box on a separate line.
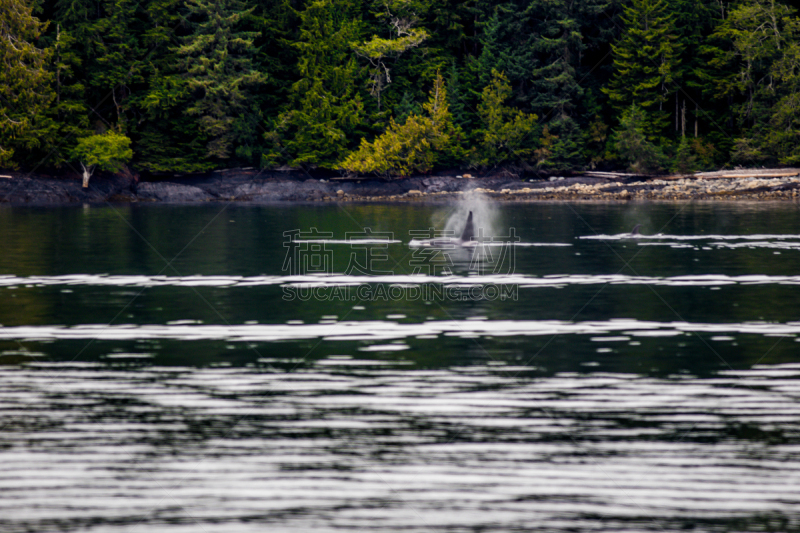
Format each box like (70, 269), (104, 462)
(2, 168), (800, 205)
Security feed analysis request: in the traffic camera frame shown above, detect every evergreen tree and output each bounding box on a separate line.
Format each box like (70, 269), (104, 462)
(762, 16), (800, 164)
(705, 0), (798, 164)
(604, 0), (682, 140)
(473, 70), (538, 168)
(445, 60), (471, 130)
(541, 116), (584, 171)
(476, 6), (535, 107)
(0, 0), (53, 167)
(672, 134), (696, 174)
(353, 0), (429, 111)
(613, 104), (666, 173)
(264, 0), (365, 169)
(525, 0), (607, 120)
(129, 0), (214, 172)
(340, 74), (464, 176)
(178, 0), (266, 161)
(665, 0), (716, 137)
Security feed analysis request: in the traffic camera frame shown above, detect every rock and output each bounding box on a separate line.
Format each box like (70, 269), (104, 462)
(0, 172), (136, 204)
(421, 177), (460, 193)
(137, 182), (212, 202)
(407, 189), (422, 196)
(337, 189), (345, 196)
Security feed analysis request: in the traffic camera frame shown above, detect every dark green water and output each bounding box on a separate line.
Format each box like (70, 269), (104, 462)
(1, 201), (799, 532)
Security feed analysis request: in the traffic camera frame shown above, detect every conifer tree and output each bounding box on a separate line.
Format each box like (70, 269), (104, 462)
(14, 21), (89, 168)
(473, 70), (538, 168)
(525, 0), (607, 120)
(264, 0), (364, 169)
(340, 74), (464, 176)
(705, 0), (797, 164)
(476, 6), (535, 107)
(604, 0), (682, 140)
(354, 0), (429, 111)
(130, 0), (214, 172)
(178, 0), (266, 161)
(0, 0), (53, 167)
(613, 104), (666, 173)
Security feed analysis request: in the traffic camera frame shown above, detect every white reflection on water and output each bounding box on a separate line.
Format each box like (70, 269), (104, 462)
(0, 319), (798, 342)
(0, 363), (798, 532)
(580, 233), (800, 240)
(5, 272), (800, 289)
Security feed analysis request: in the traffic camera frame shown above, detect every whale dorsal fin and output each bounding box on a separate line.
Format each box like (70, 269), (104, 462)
(631, 224), (641, 236)
(460, 211), (475, 242)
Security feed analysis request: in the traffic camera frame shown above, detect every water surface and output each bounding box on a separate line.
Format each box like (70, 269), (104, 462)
(1, 201), (799, 532)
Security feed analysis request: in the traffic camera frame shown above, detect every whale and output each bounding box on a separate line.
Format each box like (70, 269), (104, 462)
(630, 224), (642, 236)
(410, 211), (477, 247)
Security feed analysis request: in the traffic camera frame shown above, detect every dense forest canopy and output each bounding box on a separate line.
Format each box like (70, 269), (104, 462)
(2, 0), (800, 176)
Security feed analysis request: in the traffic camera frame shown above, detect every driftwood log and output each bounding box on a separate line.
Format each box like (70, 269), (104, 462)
(582, 168), (800, 180)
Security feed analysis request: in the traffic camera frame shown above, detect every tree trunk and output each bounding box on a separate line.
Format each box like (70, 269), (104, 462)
(81, 163), (92, 188)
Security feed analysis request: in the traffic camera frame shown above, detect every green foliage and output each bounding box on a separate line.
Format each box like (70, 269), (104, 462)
(340, 74), (464, 176)
(525, 0), (607, 119)
(613, 105), (666, 173)
(672, 136), (696, 174)
(73, 131), (133, 171)
(705, 1), (800, 165)
(10, 0), (800, 174)
(540, 117), (584, 171)
(13, 22), (90, 169)
(0, 0), (53, 168)
(584, 115), (610, 169)
(72, 130), (133, 185)
(131, 0), (216, 172)
(354, 23), (428, 109)
(473, 70), (538, 168)
(264, 0), (364, 170)
(178, 0), (266, 161)
(604, 0), (682, 139)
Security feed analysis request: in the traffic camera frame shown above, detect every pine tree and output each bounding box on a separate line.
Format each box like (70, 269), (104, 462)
(340, 74), (464, 176)
(525, 0), (607, 120)
(178, 0), (266, 161)
(10, 21), (89, 168)
(705, 0), (798, 165)
(0, 0), (54, 167)
(473, 70), (538, 168)
(603, 0), (682, 140)
(264, 0), (364, 169)
(613, 104), (666, 173)
(476, 6), (535, 107)
(353, 0), (429, 111)
(128, 0), (214, 172)
(665, 0), (716, 137)
(763, 15), (800, 164)
(672, 134), (696, 174)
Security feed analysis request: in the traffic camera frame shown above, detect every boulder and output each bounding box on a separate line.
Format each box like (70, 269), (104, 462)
(137, 182), (212, 202)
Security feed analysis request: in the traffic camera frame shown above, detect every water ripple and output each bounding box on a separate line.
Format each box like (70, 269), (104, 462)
(0, 319), (798, 343)
(0, 364), (798, 532)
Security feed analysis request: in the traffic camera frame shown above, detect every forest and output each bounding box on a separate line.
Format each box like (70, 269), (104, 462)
(3, 0), (800, 178)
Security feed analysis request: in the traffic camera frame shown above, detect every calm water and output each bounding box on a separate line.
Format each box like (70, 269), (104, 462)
(1, 201), (800, 532)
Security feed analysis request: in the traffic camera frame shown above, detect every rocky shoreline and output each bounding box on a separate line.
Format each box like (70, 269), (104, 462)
(2, 168), (800, 205)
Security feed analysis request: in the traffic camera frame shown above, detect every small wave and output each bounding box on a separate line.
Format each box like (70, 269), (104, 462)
(5, 273), (800, 290)
(0, 319), (796, 343)
(295, 239), (402, 244)
(581, 233), (800, 241)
